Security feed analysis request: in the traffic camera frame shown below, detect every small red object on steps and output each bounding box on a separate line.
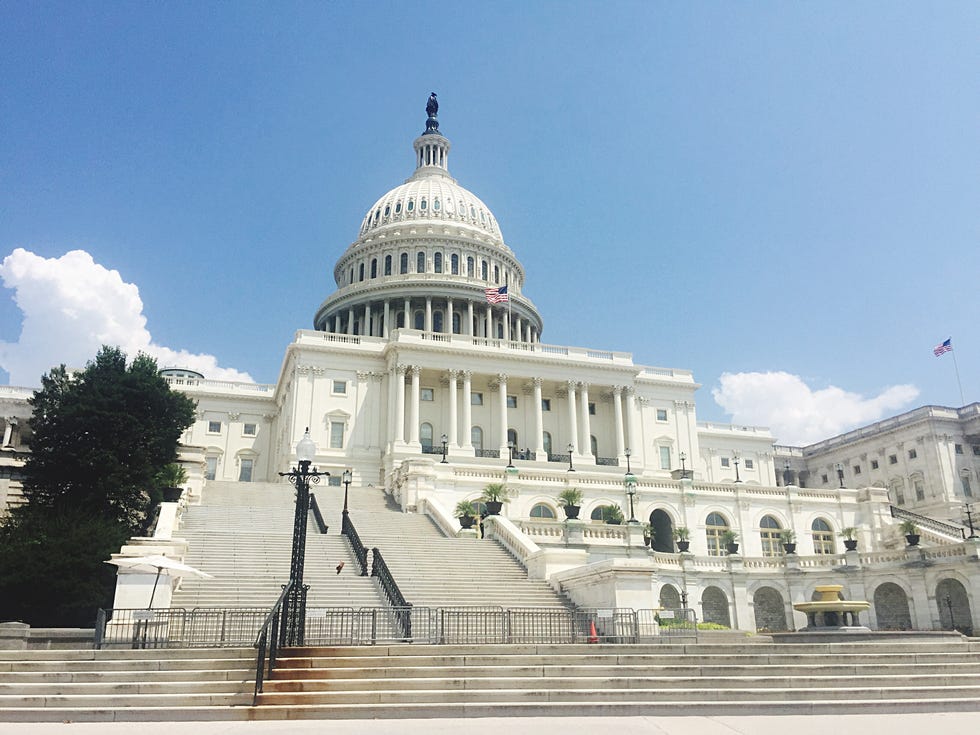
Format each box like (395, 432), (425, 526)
(588, 620), (598, 644)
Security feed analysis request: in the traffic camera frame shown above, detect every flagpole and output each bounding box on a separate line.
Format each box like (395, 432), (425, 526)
(951, 348), (966, 406)
(506, 277), (512, 342)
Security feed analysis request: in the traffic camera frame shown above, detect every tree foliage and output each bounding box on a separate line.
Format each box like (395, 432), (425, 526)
(23, 346), (196, 533)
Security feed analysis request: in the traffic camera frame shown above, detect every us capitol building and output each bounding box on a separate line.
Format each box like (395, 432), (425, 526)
(3, 96), (979, 633)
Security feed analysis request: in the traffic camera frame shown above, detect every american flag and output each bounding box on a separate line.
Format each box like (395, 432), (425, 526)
(485, 284), (509, 304)
(934, 338), (953, 357)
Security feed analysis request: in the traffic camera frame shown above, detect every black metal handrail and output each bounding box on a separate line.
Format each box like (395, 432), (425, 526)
(890, 505), (966, 539)
(371, 547), (412, 639)
(475, 449), (500, 458)
(309, 493), (328, 534)
(341, 512), (369, 575)
(252, 581), (294, 704)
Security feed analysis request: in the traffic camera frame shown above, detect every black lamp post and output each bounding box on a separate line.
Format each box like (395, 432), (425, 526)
(835, 462), (845, 488)
(624, 448), (632, 475)
(625, 476), (638, 524)
(507, 441), (515, 469)
(278, 428), (328, 646)
(342, 468), (352, 513)
(964, 504), (977, 539)
(567, 443), (575, 472)
(679, 451), (688, 480)
(440, 434), (448, 463)
(732, 452), (742, 483)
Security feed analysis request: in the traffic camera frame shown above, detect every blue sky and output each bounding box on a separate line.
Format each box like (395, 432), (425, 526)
(1, 1), (977, 444)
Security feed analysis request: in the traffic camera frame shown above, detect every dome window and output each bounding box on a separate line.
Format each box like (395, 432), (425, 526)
(370, 259), (378, 279)
(493, 265), (499, 283)
(374, 209), (380, 223)
(384, 255), (392, 276)
(358, 263), (365, 282)
(407, 200), (415, 212)
(416, 251), (426, 273)
(451, 254), (459, 275)
(384, 205), (390, 217)
(434, 252), (443, 273)
(481, 260), (488, 281)
(433, 198), (440, 211)
(400, 253), (409, 274)
(395, 201), (402, 214)
(420, 198), (427, 211)
(470, 205), (476, 218)
(467, 257), (475, 277)
(480, 210), (486, 223)
(459, 200), (465, 215)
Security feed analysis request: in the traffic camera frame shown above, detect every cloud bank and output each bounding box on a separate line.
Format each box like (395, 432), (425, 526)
(712, 371), (919, 446)
(0, 248), (253, 387)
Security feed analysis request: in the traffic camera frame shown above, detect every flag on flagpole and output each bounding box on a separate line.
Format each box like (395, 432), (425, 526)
(934, 338), (953, 357)
(485, 284), (509, 304)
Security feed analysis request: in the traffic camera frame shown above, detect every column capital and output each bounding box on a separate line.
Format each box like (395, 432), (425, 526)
(460, 369), (473, 381)
(612, 385), (623, 396)
(396, 364), (409, 376)
(409, 365), (421, 377)
(531, 377), (543, 388)
(577, 381), (590, 391)
(447, 369), (461, 381)
(496, 373), (509, 384)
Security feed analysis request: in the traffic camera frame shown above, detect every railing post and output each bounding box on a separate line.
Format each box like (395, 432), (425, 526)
(93, 609), (106, 650)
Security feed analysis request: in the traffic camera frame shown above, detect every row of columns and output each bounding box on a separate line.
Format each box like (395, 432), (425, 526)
(329, 297), (539, 343)
(386, 366), (640, 462)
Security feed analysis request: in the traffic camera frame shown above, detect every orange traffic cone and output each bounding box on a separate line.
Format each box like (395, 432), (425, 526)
(588, 620), (599, 644)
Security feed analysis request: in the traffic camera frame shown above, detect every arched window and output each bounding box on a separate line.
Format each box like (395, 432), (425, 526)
(705, 512), (729, 557)
(434, 252), (443, 273)
(471, 426), (483, 451)
(759, 515), (782, 557)
(590, 435), (598, 457)
(358, 264), (365, 281)
(384, 255), (392, 276)
(370, 259), (377, 279)
(420, 198), (427, 211)
(452, 312), (461, 334)
(416, 251), (426, 273)
(493, 265), (500, 283)
(467, 257), (475, 277)
(400, 253), (408, 274)
(349, 268), (354, 284)
(481, 260), (488, 281)
(451, 254), (459, 275)
(407, 199), (414, 212)
(433, 197), (440, 211)
(413, 310), (424, 330)
(383, 205), (390, 217)
(433, 310), (444, 333)
(396, 311), (405, 328)
(811, 518), (835, 554)
(395, 201), (402, 214)
(420, 422), (433, 452)
(543, 431), (552, 455)
(507, 429), (518, 448)
(530, 503), (556, 519)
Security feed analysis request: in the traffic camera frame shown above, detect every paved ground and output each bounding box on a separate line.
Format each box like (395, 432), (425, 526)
(6, 714), (980, 735)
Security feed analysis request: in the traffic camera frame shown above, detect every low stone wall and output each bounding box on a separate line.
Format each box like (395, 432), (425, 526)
(0, 622), (94, 650)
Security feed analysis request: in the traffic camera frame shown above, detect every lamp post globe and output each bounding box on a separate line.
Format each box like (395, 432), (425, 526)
(440, 434), (448, 463)
(342, 468), (353, 513)
(567, 443), (575, 472)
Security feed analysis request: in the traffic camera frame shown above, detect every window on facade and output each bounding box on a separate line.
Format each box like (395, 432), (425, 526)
(452, 313), (461, 334)
(493, 265), (500, 283)
(400, 253), (409, 274)
(811, 518), (835, 554)
(420, 198), (427, 211)
(207, 421), (221, 434)
(396, 311), (405, 328)
(721, 457), (730, 468)
(434, 252), (443, 273)
(395, 201), (402, 214)
(530, 504), (556, 519)
(955, 444), (964, 455)
(481, 261), (488, 280)
(471, 392), (483, 406)
(417, 252), (426, 273)
(821, 474), (829, 484)
(243, 423), (257, 436)
(407, 199), (414, 212)
(329, 421), (345, 449)
(587, 402), (596, 416)
(370, 259), (377, 279)
(384, 255), (392, 276)
(760, 515), (782, 557)
(467, 257), (474, 277)
(889, 454), (898, 464)
(745, 459), (754, 469)
(238, 458), (253, 483)
(420, 422), (433, 451)
(541, 398), (551, 411)
(451, 254), (459, 274)
(914, 479), (925, 501)
(433, 311), (444, 333)
(962, 475), (973, 497)
(543, 432), (552, 454)
(656, 408), (668, 422)
(506, 395), (517, 408)
(659, 446), (671, 470)
(853, 465), (861, 475)
(705, 513), (729, 557)
(205, 456), (218, 481)
(508, 428), (518, 448)
(871, 460), (879, 470)
(471, 426), (483, 451)
(590, 435), (598, 457)
(358, 263), (365, 281)
(414, 310), (424, 330)
(908, 448), (917, 459)
(332, 380), (347, 395)
(421, 388), (434, 401)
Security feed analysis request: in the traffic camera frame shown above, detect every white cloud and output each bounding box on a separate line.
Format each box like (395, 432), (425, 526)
(0, 248), (253, 386)
(712, 371), (919, 446)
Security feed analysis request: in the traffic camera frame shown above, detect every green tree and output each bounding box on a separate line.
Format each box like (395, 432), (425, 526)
(23, 347), (196, 533)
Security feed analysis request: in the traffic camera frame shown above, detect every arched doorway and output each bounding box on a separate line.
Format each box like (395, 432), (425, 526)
(702, 586), (730, 627)
(936, 578), (973, 635)
(649, 509), (674, 553)
(752, 586), (788, 632)
(659, 584), (681, 610)
(873, 582), (912, 630)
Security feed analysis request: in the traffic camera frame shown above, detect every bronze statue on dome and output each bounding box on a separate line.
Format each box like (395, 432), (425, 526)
(424, 92), (440, 134)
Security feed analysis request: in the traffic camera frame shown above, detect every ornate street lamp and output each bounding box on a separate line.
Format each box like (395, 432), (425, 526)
(835, 463), (845, 488)
(679, 451), (689, 480)
(507, 441), (515, 469)
(624, 447), (632, 475)
(278, 428), (329, 646)
(964, 504), (977, 539)
(342, 468), (352, 513)
(625, 475), (638, 524)
(732, 451), (742, 483)
(567, 443), (575, 472)
(440, 434), (448, 463)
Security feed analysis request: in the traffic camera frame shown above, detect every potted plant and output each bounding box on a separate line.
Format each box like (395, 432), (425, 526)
(642, 523), (654, 547)
(454, 499), (478, 529)
(780, 528), (797, 554)
(900, 519), (920, 547)
(598, 505), (625, 525)
(721, 529), (739, 555)
(673, 526), (691, 552)
(840, 527), (858, 551)
(155, 463), (188, 503)
(480, 482), (512, 516)
(557, 487), (583, 520)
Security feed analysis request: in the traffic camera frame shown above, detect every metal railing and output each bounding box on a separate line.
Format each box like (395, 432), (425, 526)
(252, 582), (293, 703)
(371, 548), (412, 639)
(309, 493), (328, 534)
(475, 449), (500, 458)
(95, 606), (272, 650)
(890, 505), (966, 539)
(341, 512), (369, 575)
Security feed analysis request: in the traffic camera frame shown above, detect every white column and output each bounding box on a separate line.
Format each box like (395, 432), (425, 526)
(364, 303), (371, 336)
(497, 374), (509, 452)
(625, 387), (639, 460)
(383, 301), (391, 338)
(516, 316), (523, 343)
(485, 304), (492, 338)
(532, 378), (545, 459)
(425, 297), (433, 333)
(504, 313), (511, 341)
(404, 298), (411, 329)
(334, 314), (341, 333)
(467, 301), (474, 336)
(347, 307), (355, 335)
(579, 382), (592, 459)
(566, 381), (579, 455)
(409, 366), (421, 445)
(2, 420), (12, 448)
(613, 385), (626, 458)
(447, 298), (454, 335)
(461, 370), (473, 449)
(394, 365), (407, 443)
(448, 371), (459, 448)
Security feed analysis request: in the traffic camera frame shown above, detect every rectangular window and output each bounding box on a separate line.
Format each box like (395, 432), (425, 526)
(896, 490), (905, 505)
(745, 459), (754, 469)
(207, 420), (221, 434)
(656, 408), (668, 422)
(238, 458), (253, 483)
(659, 446), (671, 470)
(243, 423), (257, 436)
(908, 448), (917, 459)
(541, 398), (551, 412)
(506, 395), (517, 408)
(332, 380), (347, 395)
(588, 402), (596, 415)
(914, 479), (925, 501)
(822, 474), (829, 484)
(871, 460), (879, 470)
(974, 446), (980, 456)
(421, 388), (434, 401)
(962, 476), (973, 497)
(471, 392), (483, 406)
(327, 476), (342, 487)
(853, 465), (861, 475)
(329, 421), (345, 449)
(721, 457), (730, 468)
(205, 456), (217, 481)
(889, 454), (898, 465)
(955, 444), (964, 454)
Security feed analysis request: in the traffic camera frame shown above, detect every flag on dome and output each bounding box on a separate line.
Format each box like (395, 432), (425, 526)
(485, 285), (509, 304)
(934, 338), (953, 357)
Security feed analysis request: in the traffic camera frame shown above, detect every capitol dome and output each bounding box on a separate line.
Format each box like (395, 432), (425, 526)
(313, 95), (543, 343)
